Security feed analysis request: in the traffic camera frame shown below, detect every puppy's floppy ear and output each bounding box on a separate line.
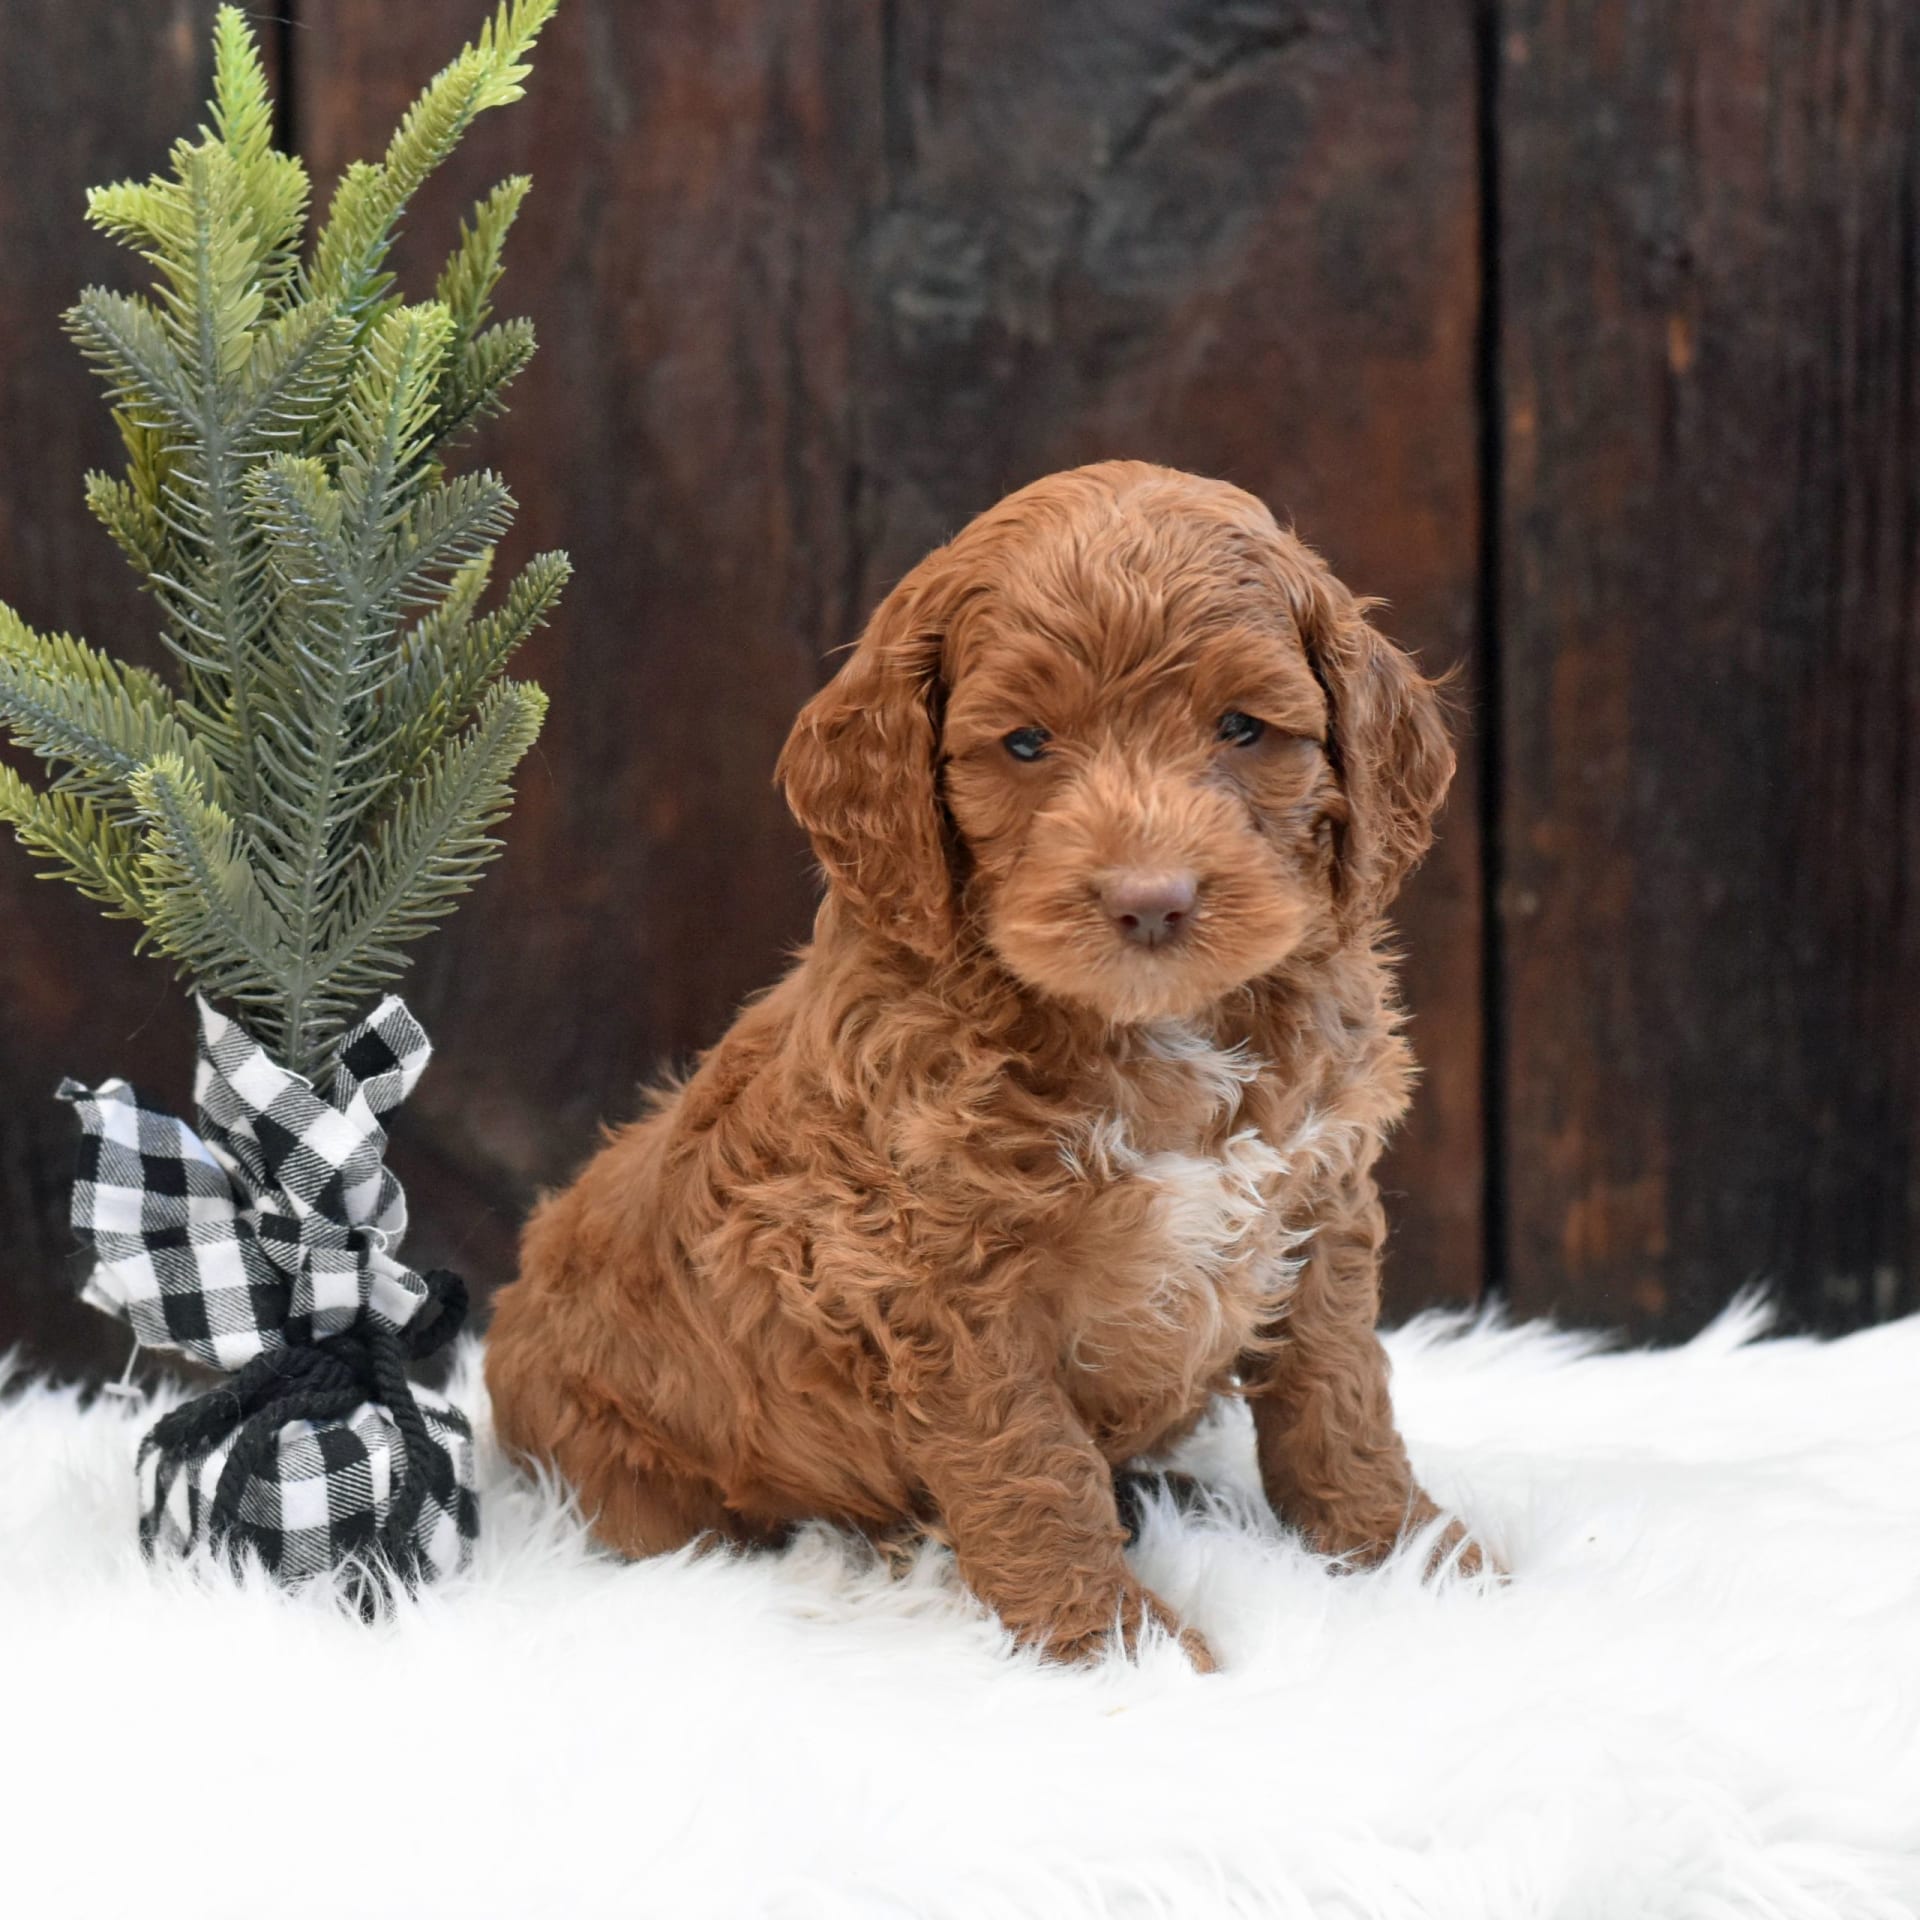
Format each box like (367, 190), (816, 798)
(1288, 548), (1455, 927)
(777, 560), (956, 959)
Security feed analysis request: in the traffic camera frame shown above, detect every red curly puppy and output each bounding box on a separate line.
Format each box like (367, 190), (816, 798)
(487, 460), (1486, 1669)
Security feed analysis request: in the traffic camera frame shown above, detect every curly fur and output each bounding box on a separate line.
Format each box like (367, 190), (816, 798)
(486, 461), (1481, 1668)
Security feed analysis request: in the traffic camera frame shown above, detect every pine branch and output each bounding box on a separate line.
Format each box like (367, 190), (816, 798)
(144, 424), (278, 751)
(377, 548), (570, 787)
(314, 678), (548, 1015)
(241, 454), (376, 948)
(0, 607), (219, 807)
(335, 305), (455, 560)
(206, 5), (308, 305)
(130, 756), (293, 1017)
(240, 433), (424, 1064)
(233, 300), (351, 456)
(84, 175), (184, 255)
(208, 6), (275, 170)
(244, 453), (352, 600)
(84, 146), (284, 800)
(109, 410), (184, 562)
(145, 146), (265, 392)
(375, 469), (515, 609)
(436, 317), (538, 445)
(437, 176), (530, 345)
(83, 473), (172, 585)
(64, 290), (195, 432)
(432, 171), (536, 442)
(307, 0), (561, 325)
(0, 764), (148, 918)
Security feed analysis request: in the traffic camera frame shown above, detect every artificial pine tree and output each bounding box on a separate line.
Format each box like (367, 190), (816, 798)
(0, 2), (570, 1590)
(0, 0), (566, 1082)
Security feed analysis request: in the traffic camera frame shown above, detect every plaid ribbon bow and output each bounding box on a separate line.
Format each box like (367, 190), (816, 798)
(58, 996), (478, 1587)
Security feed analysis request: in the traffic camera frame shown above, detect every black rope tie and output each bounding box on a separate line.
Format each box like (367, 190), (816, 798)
(142, 1270), (469, 1589)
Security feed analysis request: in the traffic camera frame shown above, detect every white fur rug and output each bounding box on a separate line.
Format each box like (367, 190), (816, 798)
(6, 1300), (1920, 1919)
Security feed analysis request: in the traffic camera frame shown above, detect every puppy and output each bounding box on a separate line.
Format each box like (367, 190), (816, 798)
(486, 460), (1485, 1670)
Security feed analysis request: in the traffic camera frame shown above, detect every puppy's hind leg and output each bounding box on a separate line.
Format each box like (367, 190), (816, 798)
(575, 1445), (745, 1559)
(517, 1399), (748, 1558)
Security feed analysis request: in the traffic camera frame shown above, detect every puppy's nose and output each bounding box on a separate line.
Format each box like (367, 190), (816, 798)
(1100, 870), (1198, 948)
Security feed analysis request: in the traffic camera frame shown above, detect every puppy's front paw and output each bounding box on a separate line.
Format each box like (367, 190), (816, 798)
(1042, 1584), (1217, 1672)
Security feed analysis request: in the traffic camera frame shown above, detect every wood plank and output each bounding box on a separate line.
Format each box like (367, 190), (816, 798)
(1498, 0), (1920, 1336)
(293, 0), (1487, 1326)
(0, 4), (283, 1377)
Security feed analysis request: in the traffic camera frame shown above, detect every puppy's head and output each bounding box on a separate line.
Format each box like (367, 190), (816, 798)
(778, 462), (1453, 1022)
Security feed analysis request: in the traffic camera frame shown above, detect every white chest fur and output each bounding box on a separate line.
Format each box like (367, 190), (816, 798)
(1137, 1131), (1298, 1293)
(1058, 1023), (1306, 1331)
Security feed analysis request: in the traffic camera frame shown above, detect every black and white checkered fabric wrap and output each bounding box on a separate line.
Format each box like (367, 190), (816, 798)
(58, 995), (477, 1584)
(61, 995), (438, 1367)
(140, 1391), (476, 1583)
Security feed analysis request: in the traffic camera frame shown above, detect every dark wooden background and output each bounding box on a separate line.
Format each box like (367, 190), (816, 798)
(2, 1), (1914, 1378)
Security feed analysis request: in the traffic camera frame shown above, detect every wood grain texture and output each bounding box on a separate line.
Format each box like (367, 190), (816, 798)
(293, 0), (1487, 1325)
(0, 1), (279, 1378)
(1497, 0), (1920, 1335)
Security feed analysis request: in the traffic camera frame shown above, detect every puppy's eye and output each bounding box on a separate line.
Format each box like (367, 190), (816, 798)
(1003, 727), (1051, 762)
(1216, 710), (1266, 748)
